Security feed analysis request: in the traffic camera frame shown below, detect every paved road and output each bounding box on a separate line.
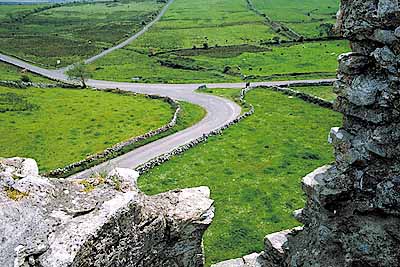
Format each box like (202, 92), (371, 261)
(0, 52), (335, 177)
(0, 53), (335, 89)
(84, 0), (176, 65)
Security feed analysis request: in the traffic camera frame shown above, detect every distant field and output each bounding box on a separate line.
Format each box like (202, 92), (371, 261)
(0, 0), (348, 83)
(89, 0), (348, 83)
(251, 0), (339, 37)
(132, 0), (282, 51)
(0, 61), (55, 83)
(0, 86), (176, 171)
(293, 85), (336, 102)
(139, 88), (341, 265)
(0, 3), (49, 20)
(0, 0), (165, 67)
(91, 39), (348, 83)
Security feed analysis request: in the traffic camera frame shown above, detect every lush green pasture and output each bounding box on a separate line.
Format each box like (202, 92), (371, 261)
(0, 3), (49, 20)
(184, 40), (347, 81)
(91, 40), (348, 83)
(0, 0), (164, 67)
(0, 86), (176, 171)
(293, 85), (337, 102)
(0, 61), (54, 83)
(90, 48), (239, 83)
(89, 0), (348, 83)
(133, 0), (281, 51)
(139, 88), (341, 265)
(251, 0), (339, 37)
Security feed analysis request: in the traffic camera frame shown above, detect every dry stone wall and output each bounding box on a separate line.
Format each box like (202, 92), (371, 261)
(46, 92), (181, 178)
(0, 80), (75, 89)
(256, 85), (334, 109)
(0, 157), (214, 267)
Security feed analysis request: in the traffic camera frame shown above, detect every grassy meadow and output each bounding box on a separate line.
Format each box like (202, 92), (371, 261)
(139, 88), (341, 265)
(0, 86), (178, 172)
(293, 85), (337, 102)
(91, 39), (348, 83)
(89, 0), (349, 83)
(0, 61), (55, 83)
(0, 0), (165, 67)
(0, 0), (348, 83)
(251, 0), (340, 37)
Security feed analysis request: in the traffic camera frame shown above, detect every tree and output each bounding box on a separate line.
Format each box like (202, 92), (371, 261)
(66, 62), (92, 88)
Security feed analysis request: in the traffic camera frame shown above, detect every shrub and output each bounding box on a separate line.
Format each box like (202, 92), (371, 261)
(20, 75), (31, 83)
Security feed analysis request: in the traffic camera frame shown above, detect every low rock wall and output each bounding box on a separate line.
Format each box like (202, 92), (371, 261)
(256, 85), (334, 109)
(0, 80), (75, 89)
(46, 91), (181, 178)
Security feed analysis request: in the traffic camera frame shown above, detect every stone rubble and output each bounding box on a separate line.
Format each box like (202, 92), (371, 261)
(0, 157), (214, 267)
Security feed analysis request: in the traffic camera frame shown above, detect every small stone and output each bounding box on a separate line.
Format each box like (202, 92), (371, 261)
(373, 30), (397, 45)
(293, 209), (305, 223)
(378, 0), (400, 17)
(338, 52), (369, 74)
(395, 26), (400, 38)
(372, 46), (398, 73)
(347, 75), (388, 106)
(28, 256), (35, 265)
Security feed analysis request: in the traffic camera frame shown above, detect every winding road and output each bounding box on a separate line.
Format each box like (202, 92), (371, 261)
(0, 0), (335, 178)
(0, 52), (334, 178)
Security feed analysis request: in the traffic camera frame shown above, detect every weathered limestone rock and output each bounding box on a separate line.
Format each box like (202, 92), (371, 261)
(0, 158), (214, 267)
(210, 253), (267, 267)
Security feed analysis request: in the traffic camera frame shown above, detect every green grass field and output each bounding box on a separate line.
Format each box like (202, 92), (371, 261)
(0, 86), (178, 172)
(132, 0), (282, 51)
(0, 61), (55, 83)
(91, 39), (348, 83)
(293, 85), (337, 102)
(251, 0), (339, 37)
(89, 0), (349, 83)
(0, 3), (49, 20)
(0, 0), (165, 67)
(138, 88), (341, 265)
(1, 0), (348, 83)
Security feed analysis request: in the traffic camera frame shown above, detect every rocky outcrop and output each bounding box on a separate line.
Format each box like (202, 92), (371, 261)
(0, 157), (214, 267)
(213, 1), (400, 266)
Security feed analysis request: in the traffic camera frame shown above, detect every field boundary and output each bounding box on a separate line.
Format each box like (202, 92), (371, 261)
(135, 87), (255, 174)
(0, 80), (77, 89)
(44, 89), (181, 178)
(245, 0), (302, 40)
(256, 84), (334, 109)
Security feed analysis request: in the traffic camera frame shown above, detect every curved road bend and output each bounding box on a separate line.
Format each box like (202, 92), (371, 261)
(0, 53), (335, 178)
